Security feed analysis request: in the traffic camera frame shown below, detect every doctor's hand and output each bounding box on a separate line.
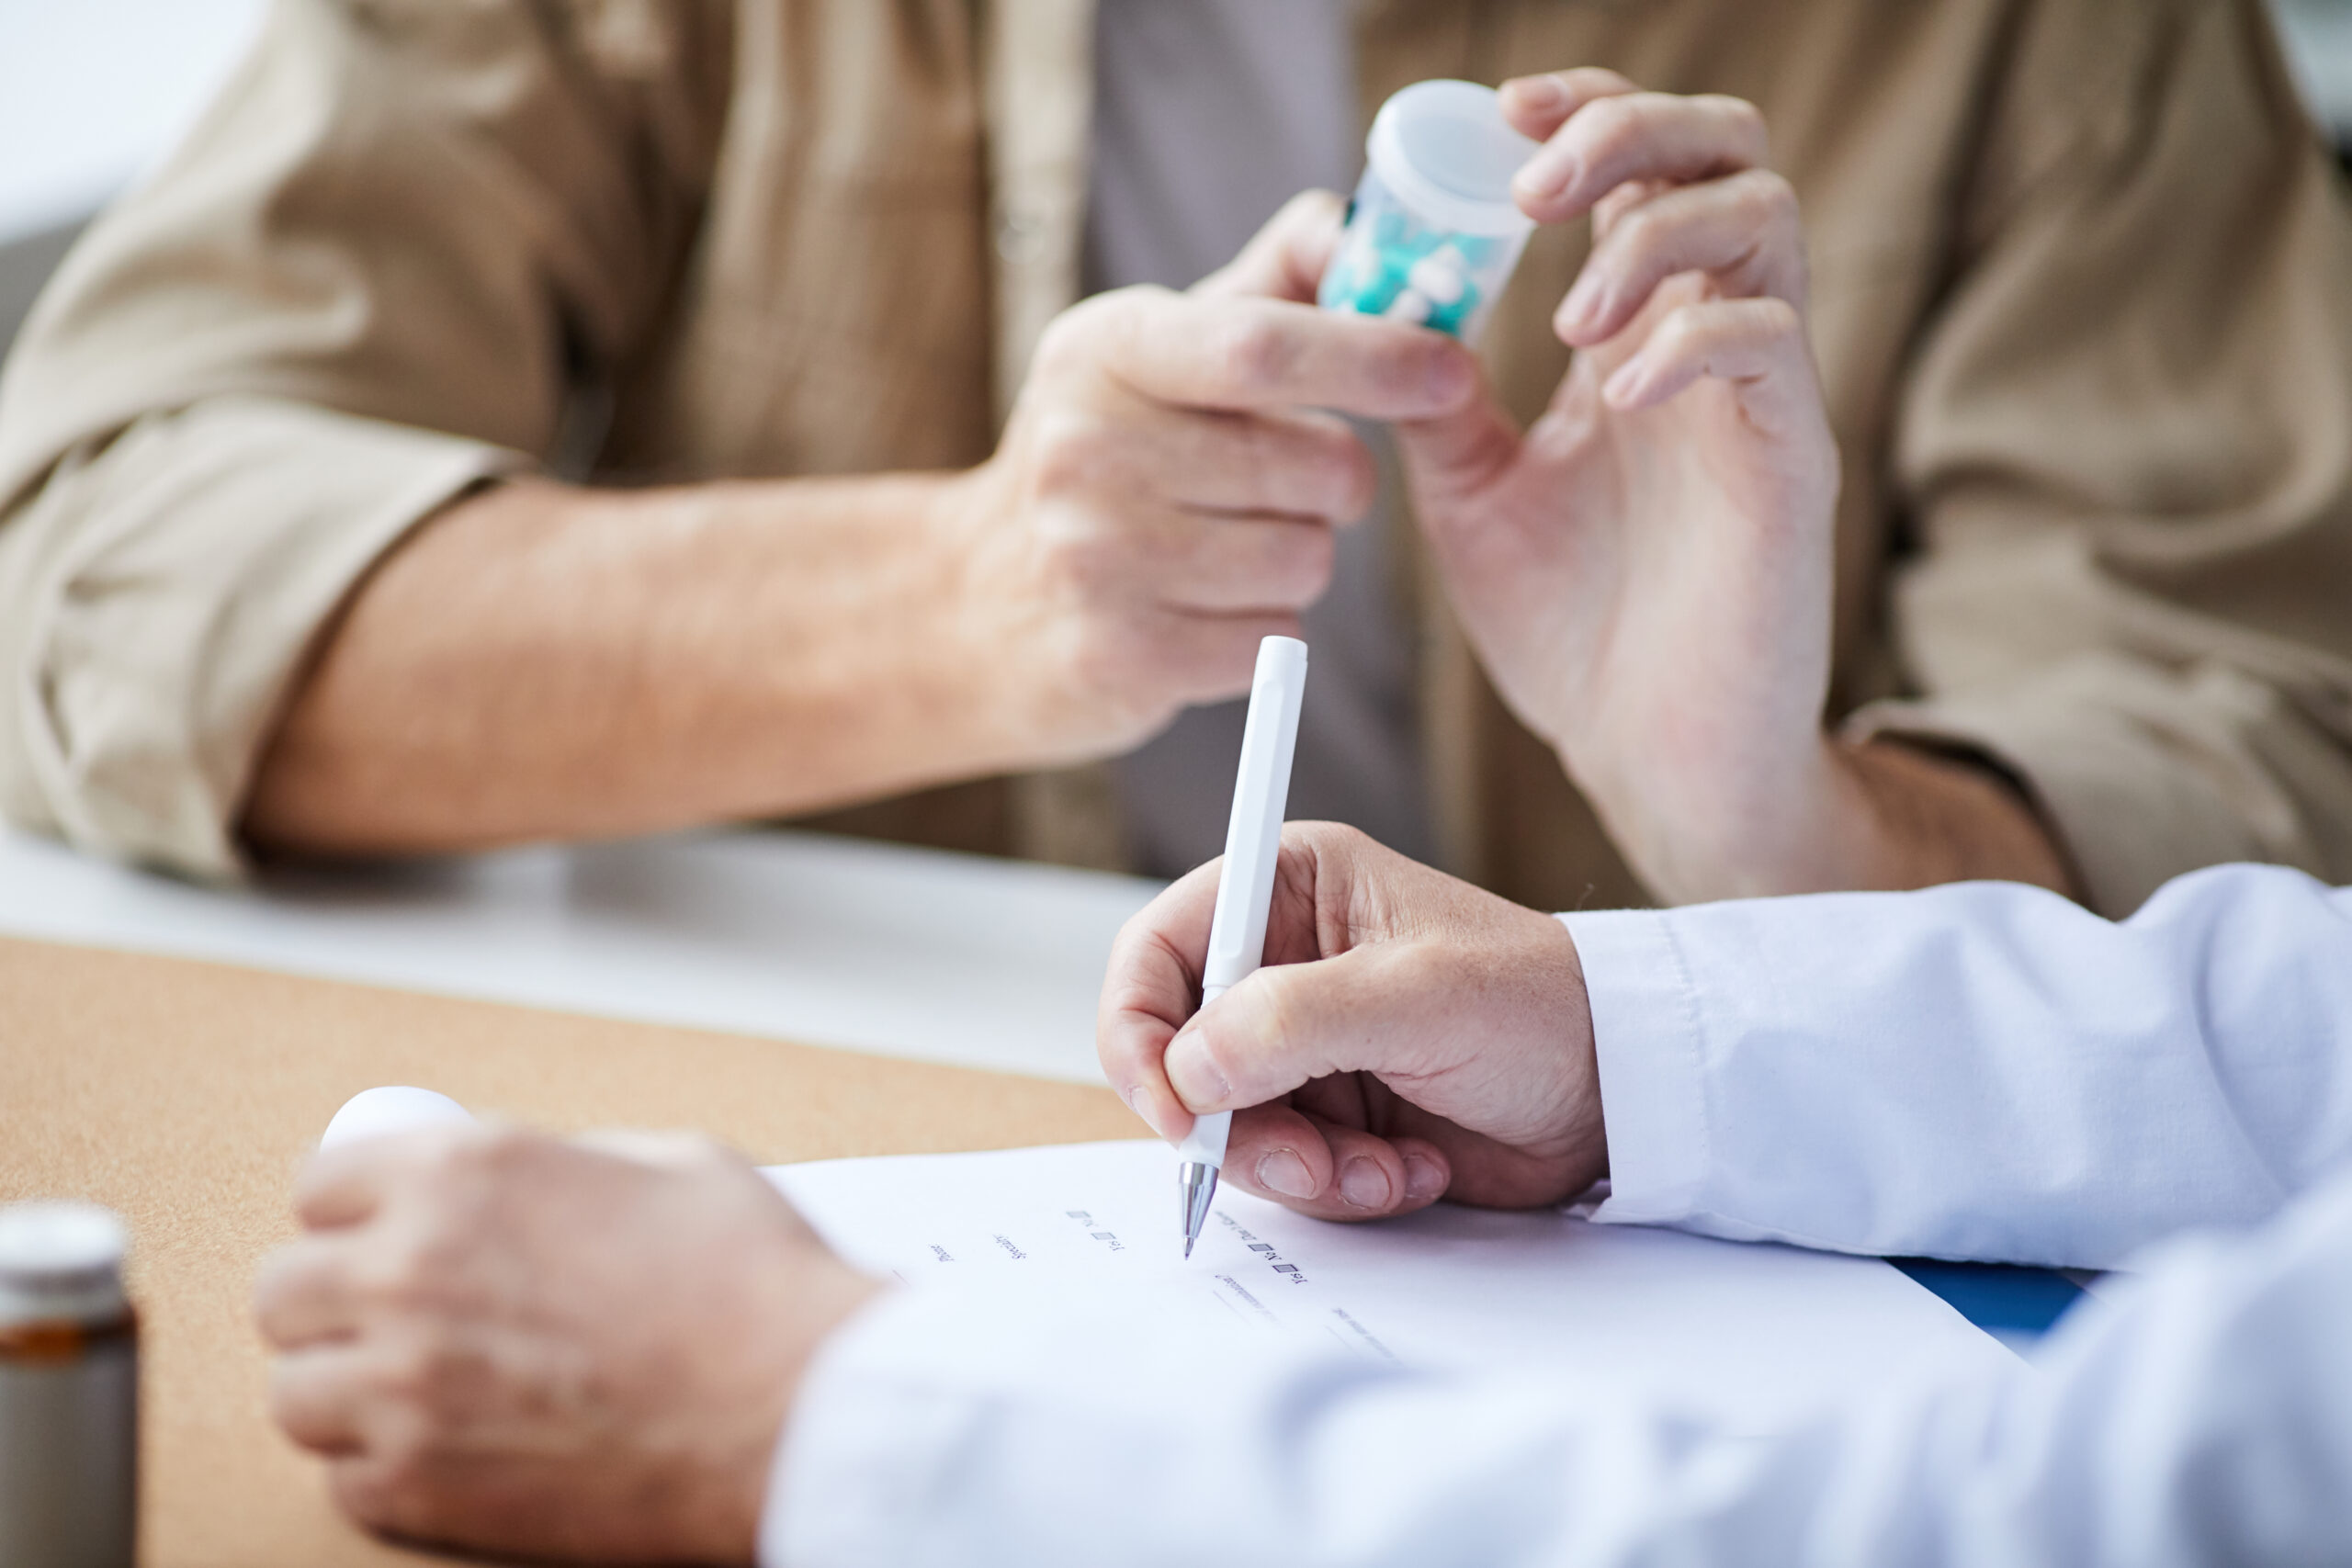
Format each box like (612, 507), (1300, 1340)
(1392, 71), (2071, 905)
(938, 197), (1476, 762)
(255, 1127), (879, 1565)
(1100, 822), (1605, 1223)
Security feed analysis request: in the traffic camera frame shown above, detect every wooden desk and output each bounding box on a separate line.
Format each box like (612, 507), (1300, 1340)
(0, 936), (1139, 1566)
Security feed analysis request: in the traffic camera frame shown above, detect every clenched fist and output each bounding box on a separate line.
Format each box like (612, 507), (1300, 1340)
(255, 1127), (877, 1564)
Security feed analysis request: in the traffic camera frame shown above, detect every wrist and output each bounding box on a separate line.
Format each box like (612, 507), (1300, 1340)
(919, 460), (1162, 773)
(1534, 912), (1608, 1181)
(1572, 731), (1856, 904)
(1828, 739), (2079, 897)
(1568, 731), (2075, 904)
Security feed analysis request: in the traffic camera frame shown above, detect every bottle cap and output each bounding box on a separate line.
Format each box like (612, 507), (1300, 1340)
(1365, 80), (1541, 238)
(0, 1201), (129, 1328)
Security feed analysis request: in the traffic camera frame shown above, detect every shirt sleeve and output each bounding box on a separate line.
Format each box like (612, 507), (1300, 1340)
(762, 1170), (2352, 1568)
(1857, 0), (2352, 917)
(1565, 863), (2352, 1268)
(0, 0), (728, 879)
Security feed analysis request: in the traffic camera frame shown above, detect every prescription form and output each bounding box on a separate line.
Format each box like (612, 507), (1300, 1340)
(768, 1141), (2018, 1435)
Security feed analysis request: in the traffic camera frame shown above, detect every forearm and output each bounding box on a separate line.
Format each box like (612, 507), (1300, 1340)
(243, 471), (1049, 855)
(1818, 739), (2077, 897)
(1588, 735), (2078, 908)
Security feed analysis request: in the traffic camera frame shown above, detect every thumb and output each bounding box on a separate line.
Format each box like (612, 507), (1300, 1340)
(1162, 945), (1398, 1115)
(1193, 189), (1349, 303)
(1392, 381), (1525, 520)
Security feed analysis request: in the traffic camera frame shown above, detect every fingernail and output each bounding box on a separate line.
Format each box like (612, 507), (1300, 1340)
(1516, 147), (1579, 202)
(1163, 1033), (1232, 1110)
(1256, 1150), (1315, 1200)
(1558, 274), (1603, 333)
(1339, 1158), (1392, 1210)
(1603, 360), (1645, 406)
(1510, 75), (1570, 112)
(1403, 1152), (1446, 1202)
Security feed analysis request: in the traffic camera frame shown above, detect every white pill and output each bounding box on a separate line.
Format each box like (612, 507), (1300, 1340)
(1384, 288), (1433, 324)
(321, 1086), (475, 1151)
(1408, 250), (1467, 306)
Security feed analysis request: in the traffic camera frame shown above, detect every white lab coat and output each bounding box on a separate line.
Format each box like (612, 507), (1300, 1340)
(763, 864), (2352, 1567)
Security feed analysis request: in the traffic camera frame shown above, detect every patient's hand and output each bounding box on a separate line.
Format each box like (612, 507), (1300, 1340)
(254, 1127), (878, 1565)
(1392, 72), (1846, 905)
(1099, 822), (1605, 1221)
(942, 194), (1476, 763)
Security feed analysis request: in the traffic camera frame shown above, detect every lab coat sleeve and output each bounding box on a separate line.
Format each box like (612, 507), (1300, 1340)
(762, 1170), (2352, 1568)
(1564, 863), (2352, 1267)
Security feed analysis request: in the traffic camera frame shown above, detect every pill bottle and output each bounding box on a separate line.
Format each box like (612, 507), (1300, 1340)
(1318, 79), (1542, 344)
(0, 1202), (138, 1568)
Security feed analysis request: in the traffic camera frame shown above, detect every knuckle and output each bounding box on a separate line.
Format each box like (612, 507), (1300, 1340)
(1188, 1016), (1251, 1098)
(1657, 304), (1710, 352)
(1737, 169), (1799, 231)
(371, 1340), (436, 1409)
(1278, 425), (1374, 518)
(1069, 612), (1159, 694)
(1309, 820), (1376, 858)
(415, 1123), (511, 1193)
(1577, 96), (1645, 164)
(349, 1241), (421, 1308)
(1276, 525), (1338, 600)
(1754, 296), (1804, 337)
(330, 1460), (405, 1529)
(264, 1368), (312, 1431)
(1278, 187), (1345, 227)
(1057, 525), (1135, 603)
(351, 1423), (445, 1529)
(1030, 310), (1090, 380)
(1213, 315), (1298, 396)
(1248, 975), (1306, 1077)
(1715, 95), (1769, 154)
(1611, 204), (1662, 256)
(1035, 288), (1155, 380)
(1035, 291), (1118, 367)
(472, 1123), (538, 1173)
(376, 1330), (472, 1419)
(1030, 411), (1113, 497)
(362, 1227), (466, 1313)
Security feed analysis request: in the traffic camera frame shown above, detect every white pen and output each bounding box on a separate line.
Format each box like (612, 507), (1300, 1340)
(1176, 635), (1309, 1258)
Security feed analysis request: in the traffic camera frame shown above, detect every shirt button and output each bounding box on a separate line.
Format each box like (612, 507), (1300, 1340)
(996, 208), (1047, 264)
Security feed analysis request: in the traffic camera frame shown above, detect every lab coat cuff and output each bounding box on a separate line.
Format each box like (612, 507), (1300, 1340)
(1556, 909), (1711, 1228)
(761, 1286), (991, 1568)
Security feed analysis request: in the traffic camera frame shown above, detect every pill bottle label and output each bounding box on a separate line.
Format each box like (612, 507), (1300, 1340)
(0, 1316), (138, 1568)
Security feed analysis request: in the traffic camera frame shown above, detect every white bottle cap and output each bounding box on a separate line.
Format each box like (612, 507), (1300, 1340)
(1366, 80), (1542, 238)
(321, 1085), (474, 1151)
(0, 1201), (129, 1329)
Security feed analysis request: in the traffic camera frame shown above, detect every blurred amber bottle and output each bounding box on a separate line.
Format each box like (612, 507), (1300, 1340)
(0, 1203), (136, 1568)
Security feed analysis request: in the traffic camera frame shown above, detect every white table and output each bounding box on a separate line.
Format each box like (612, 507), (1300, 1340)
(0, 0), (266, 245)
(0, 827), (1164, 1086)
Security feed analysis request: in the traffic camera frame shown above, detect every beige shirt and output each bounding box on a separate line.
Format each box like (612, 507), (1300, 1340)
(3, 0), (2350, 919)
